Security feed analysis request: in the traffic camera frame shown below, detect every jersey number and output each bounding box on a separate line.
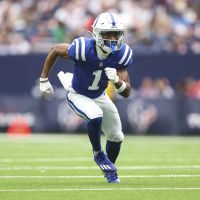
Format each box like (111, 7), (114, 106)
(88, 70), (102, 90)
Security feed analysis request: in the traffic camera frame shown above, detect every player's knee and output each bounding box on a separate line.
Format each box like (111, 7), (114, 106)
(107, 132), (124, 143)
(115, 133), (124, 142)
(89, 110), (103, 120)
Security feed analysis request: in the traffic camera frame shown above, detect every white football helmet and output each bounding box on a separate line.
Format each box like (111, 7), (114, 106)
(92, 12), (125, 53)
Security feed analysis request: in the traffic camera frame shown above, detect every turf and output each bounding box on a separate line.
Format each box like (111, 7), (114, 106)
(0, 133), (200, 200)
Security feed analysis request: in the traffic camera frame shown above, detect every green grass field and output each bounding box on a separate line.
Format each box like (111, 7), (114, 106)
(0, 133), (200, 200)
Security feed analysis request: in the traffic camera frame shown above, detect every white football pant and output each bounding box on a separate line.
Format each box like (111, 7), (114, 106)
(67, 91), (124, 143)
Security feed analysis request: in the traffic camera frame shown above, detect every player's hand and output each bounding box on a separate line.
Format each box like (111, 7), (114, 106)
(104, 67), (119, 83)
(39, 78), (54, 96)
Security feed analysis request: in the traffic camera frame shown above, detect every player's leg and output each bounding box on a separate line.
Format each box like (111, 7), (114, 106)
(95, 94), (123, 183)
(67, 91), (120, 183)
(95, 93), (124, 164)
(67, 91), (102, 152)
(106, 140), (122, 164)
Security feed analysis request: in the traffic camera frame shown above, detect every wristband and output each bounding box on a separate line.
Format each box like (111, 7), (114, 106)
(115, 81), (126, 93)
(40, 77), (48, 82)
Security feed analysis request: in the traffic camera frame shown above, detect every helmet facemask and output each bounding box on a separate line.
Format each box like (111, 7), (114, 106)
(100, 31), (124, 53)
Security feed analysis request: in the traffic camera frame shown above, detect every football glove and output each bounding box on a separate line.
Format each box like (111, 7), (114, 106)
(104, 67), (119, 84)
(39, 78), (54, 96)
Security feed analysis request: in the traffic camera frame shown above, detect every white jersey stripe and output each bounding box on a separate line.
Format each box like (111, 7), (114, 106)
(80, 37), (86, 61)
(118, 44), (129, 64)
(124, 50), (133, 66)
(75, 39), (79, 60)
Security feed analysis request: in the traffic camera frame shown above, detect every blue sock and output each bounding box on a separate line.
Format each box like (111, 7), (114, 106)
(106, 140), (122, 163)
(87, 117), (102, 152)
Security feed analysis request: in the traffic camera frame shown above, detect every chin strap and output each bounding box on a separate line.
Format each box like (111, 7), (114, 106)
(96, 45), (110, 60)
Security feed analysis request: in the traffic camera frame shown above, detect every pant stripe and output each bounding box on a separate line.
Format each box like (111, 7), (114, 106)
(66, 96), (90, 120)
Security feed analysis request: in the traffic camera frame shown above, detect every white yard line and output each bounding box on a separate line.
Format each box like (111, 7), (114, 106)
(0, 157), (200, 163)
(0, 158), (91, 163)
(0, 165), (200, 171)
(0, 187), (200, 192)
(0, 175), (199, 179)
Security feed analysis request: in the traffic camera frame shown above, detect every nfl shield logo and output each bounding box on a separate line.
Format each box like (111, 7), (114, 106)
(99, 62), (103, 67)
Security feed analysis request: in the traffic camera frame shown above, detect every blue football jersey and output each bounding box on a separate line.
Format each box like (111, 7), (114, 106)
(68, 37), (133, 98)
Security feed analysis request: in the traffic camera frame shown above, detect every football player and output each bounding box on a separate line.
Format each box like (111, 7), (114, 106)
(39, 12), (133, 183)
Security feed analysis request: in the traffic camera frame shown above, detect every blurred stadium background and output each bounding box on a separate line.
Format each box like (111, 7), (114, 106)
(0, 0), (200, 135)
(1, 1), (200, 199)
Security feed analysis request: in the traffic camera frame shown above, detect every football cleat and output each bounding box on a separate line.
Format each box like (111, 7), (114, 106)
(94, 150), (116, 172)
(94, 151), (120, 183)
(104, 171), (120, 183)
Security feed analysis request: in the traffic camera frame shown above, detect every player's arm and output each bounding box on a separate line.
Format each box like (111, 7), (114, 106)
(40, 43), (70, 78)
(115, 68), (131, 98)
(39, 43), (70, 96)
(105, 67), (131, 98)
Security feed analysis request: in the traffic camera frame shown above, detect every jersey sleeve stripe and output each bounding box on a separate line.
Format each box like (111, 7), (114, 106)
(80, 37), (86, 61)
(75, 39), (79, 60)
(124, 49), (133, 66)
(118, 44), (129, 64)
